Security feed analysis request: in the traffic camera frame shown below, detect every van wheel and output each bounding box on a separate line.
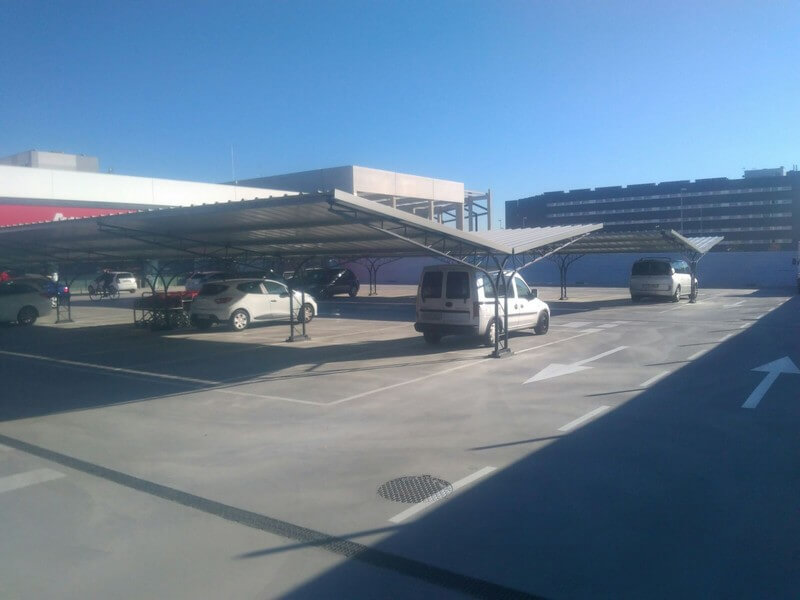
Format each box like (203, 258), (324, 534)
(534, 311), (549, 335)
(484, 319), (501, 347)
(672, 285), (681, 302)
(423, 331), (442, 344)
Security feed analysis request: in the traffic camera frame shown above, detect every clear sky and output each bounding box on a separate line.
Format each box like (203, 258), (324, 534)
(2, 1), (798, 225)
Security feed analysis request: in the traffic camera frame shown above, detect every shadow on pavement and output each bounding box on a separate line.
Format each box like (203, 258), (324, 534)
(275, 296), (800, 598)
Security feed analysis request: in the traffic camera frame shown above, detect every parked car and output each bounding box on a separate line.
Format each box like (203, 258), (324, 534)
(289, 267), (360, 298)
(184, 271), (229, 293)
(189, 278), (317, 331)
(0, 279), (53, 325)
(8, 275), (69, 308)
(414, 265), (550, 345)
(629, 258), (695, 302)
(87, 271), (138, 295)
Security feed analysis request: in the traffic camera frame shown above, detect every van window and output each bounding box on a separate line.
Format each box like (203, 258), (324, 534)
(514, 277), (531, 298)
(445, 271), (470, 299)
(478, 273), (507, 298)
(421, 271), (443, 299)
(632, 260), (671, 276)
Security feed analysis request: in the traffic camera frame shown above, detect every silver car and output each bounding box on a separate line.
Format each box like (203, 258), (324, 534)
(630, 258), (695, 302)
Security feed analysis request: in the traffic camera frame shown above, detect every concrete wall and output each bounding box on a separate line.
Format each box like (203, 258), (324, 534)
(0, 165), (288, 208)
(0, 151), (99, 172)
(361, 251), (798, 289)
(238, 167), (356, 195)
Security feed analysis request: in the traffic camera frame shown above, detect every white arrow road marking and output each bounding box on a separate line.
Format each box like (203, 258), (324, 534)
(723, 300), (745, 308)
(524, 346), (628, 383)
(742, 357), (800, 409)
(0, 468), (65, 495)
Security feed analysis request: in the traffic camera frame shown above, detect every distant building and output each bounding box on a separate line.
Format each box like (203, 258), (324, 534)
(506, 168), (800, 251)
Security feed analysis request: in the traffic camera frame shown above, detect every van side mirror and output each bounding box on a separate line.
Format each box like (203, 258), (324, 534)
(528, 289), (538, 299)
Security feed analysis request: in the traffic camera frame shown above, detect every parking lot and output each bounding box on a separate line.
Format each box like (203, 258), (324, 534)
(1, 285), (798, 599)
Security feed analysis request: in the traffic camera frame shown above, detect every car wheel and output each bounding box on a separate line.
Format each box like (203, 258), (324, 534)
(484, 319), (500, 347)
(534, 311), (549, 335)
(672, 285), (681, 302)
(348, 283), (359, 298)
(299, 303), (314, 323)
(230, 309), (250, 331)
(423, 330), (442, 344)
(17, 306), (37, 326)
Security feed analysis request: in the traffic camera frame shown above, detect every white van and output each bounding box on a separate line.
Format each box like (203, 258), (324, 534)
(414, 265), (550, 345)
(629, 257), (695, 302)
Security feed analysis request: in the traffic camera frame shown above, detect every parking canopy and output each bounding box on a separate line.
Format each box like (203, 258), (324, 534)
(552, 229), (723, 256)
(0, 189), (602, 266)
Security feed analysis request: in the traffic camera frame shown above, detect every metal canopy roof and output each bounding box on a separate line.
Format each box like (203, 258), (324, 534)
(0, 190), (601, 266)
(553, 229), (723, 256)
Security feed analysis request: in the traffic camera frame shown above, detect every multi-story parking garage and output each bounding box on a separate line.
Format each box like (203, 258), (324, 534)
(506, 167), (800, 288)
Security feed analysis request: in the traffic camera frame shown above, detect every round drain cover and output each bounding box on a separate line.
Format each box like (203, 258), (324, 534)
(377, 475), (453, 504)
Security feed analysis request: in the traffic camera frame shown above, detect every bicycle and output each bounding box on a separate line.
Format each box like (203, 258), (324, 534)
(88, 285), (120, 301)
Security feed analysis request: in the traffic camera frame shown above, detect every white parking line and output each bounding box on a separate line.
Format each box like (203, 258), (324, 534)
(687, 348), (710, 361)
(389, 466), (496, 523)
(723, 300), (745, 308)
(719, 333), (734, 342)
(739, 323), (749, 329)
(754, 313), (766, 320)
(560, 321), (593, 328)
(638, 370), (670, 387)
(0, 468), (65, 495)
(558, 406), (611, 432)
(0, 350), (219, 385)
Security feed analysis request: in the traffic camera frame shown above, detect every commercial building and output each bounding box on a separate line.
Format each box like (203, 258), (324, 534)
(0, 151), (491, 231)
(507, 167), (800, 252)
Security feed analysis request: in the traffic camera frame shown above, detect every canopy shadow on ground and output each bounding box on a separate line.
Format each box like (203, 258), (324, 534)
(275, 297), (800, 599)
(0, 319), (538, 422)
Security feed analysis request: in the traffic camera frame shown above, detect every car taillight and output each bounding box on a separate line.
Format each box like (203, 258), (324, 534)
(214, 297), (232, 304)
(473, 302), (480, 317)
(63, 287), (69, 293)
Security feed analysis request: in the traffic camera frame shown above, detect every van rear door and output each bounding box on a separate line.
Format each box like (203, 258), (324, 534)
(443, 270), (472, 324)
(418, 270), (445, 324)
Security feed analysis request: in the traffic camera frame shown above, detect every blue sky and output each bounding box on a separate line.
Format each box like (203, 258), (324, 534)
(2, 1), (798, 225)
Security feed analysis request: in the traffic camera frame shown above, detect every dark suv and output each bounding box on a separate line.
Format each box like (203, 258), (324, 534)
(289, 268), (360, 299)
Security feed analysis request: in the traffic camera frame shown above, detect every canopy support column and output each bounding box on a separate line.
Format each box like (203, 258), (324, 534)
(286, 257), (313, 342)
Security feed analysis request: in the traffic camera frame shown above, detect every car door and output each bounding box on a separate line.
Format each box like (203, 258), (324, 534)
(512, 276), (538, 329)
(264, 280), (291, 317)
(236, 281), (270, 320)
(0, 281), (14, 321)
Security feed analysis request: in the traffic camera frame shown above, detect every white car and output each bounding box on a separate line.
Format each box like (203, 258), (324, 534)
(0, 279), (53, 325)
(88, 271), (138, 295)
(629, 258), (695, 302)
(414, 265), (550, 345)
(189, 278), (317, 331)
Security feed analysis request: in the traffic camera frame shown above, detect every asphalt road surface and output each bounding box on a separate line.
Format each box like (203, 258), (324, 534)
(1, 286), (797, 599)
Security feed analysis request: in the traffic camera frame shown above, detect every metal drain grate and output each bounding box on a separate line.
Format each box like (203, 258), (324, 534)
(377, 475), (453, 504)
